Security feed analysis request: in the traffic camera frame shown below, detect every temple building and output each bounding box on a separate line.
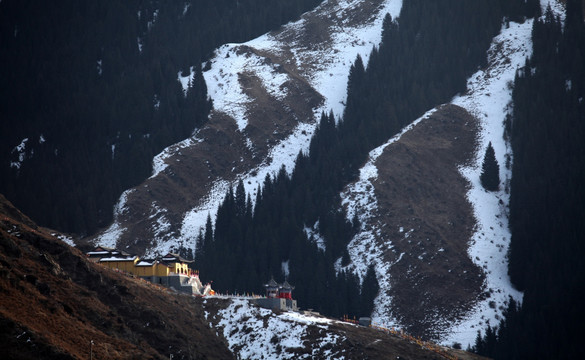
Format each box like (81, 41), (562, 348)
(279, 281), (294, 300)
(253, 277), (298, 311)
(87, 246), (213, 296)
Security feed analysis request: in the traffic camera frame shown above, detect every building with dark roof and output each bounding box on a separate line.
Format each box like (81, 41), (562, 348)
(254, 278), (298, 311)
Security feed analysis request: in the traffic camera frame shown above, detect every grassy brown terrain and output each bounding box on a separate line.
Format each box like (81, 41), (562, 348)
(0, 194), (234, 360)
(359, 104), (485, 339)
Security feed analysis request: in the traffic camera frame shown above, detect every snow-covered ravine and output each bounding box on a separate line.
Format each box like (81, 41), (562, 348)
(440, 0), (566, 346)
(340, 14), (543, 347)
(174, 0), (403, 251)
(438, 19), (533, 347)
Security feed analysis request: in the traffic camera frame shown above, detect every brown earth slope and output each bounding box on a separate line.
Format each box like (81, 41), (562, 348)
(0, 194), (234, 360)
(350, 104), (484, 339)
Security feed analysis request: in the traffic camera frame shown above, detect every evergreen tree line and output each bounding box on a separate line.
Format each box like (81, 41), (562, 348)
(193, 0), (529, 320)
(0, 0), (322, 235)
(473, 1), (585, 358)
(195, 176), (379, 318)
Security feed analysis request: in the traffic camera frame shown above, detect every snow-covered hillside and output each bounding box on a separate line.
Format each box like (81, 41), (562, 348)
(95, 0), (403, 256)
(212, 298), (344, 359)
(441, 19), (532, 346)
(340, 0), (566, 347)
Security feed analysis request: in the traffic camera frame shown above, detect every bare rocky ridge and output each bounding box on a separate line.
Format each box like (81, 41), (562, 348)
(369, 104), (483, 339)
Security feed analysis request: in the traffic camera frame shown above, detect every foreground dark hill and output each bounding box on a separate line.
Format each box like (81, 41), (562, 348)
(0, 194), (233, 359)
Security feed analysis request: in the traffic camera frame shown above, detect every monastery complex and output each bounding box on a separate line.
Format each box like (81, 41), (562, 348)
(87, 246), (213, 296)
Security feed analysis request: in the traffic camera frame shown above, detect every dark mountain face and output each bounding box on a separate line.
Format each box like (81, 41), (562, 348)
(0, 0), (323, 235)
(31, 0), (525, 341)
(4, 0), (582, 356)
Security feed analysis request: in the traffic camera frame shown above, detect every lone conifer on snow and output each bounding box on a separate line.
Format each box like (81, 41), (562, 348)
(480, 142), (500, 191)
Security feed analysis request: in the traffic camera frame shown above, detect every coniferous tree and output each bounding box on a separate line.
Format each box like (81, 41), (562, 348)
(360, 264), (379, 316)
(473, 330), (486, 355)
(194, 230), (204, 264)
(235, 179), (247, 218)
(480, 142), (500, 191)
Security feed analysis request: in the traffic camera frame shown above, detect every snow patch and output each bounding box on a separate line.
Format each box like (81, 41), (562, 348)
(203, 45), (258, 133)
(182, 3), (190, 16)
(94, 189), (135, 248)
(10, 138), (29, 169)
(217, 298), (343, 359)
(95, 222), (124, 249)
(153, 94), (160, 110)
(53, 233), (76, 247)
(178, 66), (194, 94)
(147, 9), (159, 31)
(540, 0), (566, 23)
(304, 221), (326, 251)
(281, 260), (290, 278)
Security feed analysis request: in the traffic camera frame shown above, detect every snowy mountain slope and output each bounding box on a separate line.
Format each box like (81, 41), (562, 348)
(339, 2), (565, 345)
(214, 299), (343, 359)
(93, 0), (403, 256)
(89, 0), (568, 349)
